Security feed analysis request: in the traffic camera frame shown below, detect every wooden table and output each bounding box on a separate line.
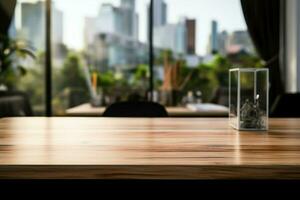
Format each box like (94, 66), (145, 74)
(66, 103), (228, 117)
(0, 117), (300, 179)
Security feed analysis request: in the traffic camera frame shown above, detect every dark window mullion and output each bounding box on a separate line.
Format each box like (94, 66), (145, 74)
(45, 0), (52, 116)
(149, 0), (154, 101)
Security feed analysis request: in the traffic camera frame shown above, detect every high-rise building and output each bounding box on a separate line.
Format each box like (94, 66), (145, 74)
(210, 20), (218, 54)
(21, 1), (63, 49)
(95, 4), (117, 35)
(120, 0), (139, 40)
(85, 1), (143, 68)
(153, 14), (197, 55)
(153, 0), (167, 27)
(153, 21), (186, 54)
(21, 1), (45, 49)
(121, 0), (135, 10)
(185, 19), (196, 55)
(52, 8), (63, 45)
(85, 1), (138, 43)
(84, 17), (98, 47)
(218, 30), (229, 56)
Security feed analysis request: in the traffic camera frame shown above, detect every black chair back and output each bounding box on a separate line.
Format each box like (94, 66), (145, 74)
(271, 93), (300, 117)
(103, 101), (168, 117)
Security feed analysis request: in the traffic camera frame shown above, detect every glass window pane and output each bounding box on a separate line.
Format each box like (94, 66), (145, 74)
(5, 0), (46, 116)
(52, 0), (150, 115)
(152, 0), (258, 109)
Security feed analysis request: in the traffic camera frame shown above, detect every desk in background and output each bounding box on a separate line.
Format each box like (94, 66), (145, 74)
(0, 117), (300, 179)
(66, 103), (229, 117)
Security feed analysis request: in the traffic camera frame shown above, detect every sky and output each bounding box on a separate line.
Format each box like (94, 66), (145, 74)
(19, 0), (247, 55)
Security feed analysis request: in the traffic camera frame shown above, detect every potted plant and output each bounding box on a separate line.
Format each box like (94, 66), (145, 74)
(0, 34), (35, 90)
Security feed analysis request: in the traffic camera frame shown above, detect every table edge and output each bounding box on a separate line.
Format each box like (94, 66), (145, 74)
(1, 165), (300, 180)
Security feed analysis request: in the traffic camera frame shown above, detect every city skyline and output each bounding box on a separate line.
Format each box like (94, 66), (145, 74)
(17, 0), (247, 56)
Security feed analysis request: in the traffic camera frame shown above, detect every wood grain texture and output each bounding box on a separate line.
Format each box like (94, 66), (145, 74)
(0, 117), (300, 179)
(66, 103), (228, 117)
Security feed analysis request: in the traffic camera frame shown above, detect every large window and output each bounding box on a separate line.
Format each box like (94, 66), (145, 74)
(51, 0), (150, 115)
(8, 0), (46, 115)
(152, 0), (259, 107)
(5, 0), (258, 116)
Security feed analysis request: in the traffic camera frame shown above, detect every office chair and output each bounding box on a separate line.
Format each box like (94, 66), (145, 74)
(270, 93), (300, 117)
(103, 101), (168, 117)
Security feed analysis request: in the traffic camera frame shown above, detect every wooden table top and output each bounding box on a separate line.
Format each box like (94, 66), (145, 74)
(0, 117), (300, 179)
(66, 103), (228, 117)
